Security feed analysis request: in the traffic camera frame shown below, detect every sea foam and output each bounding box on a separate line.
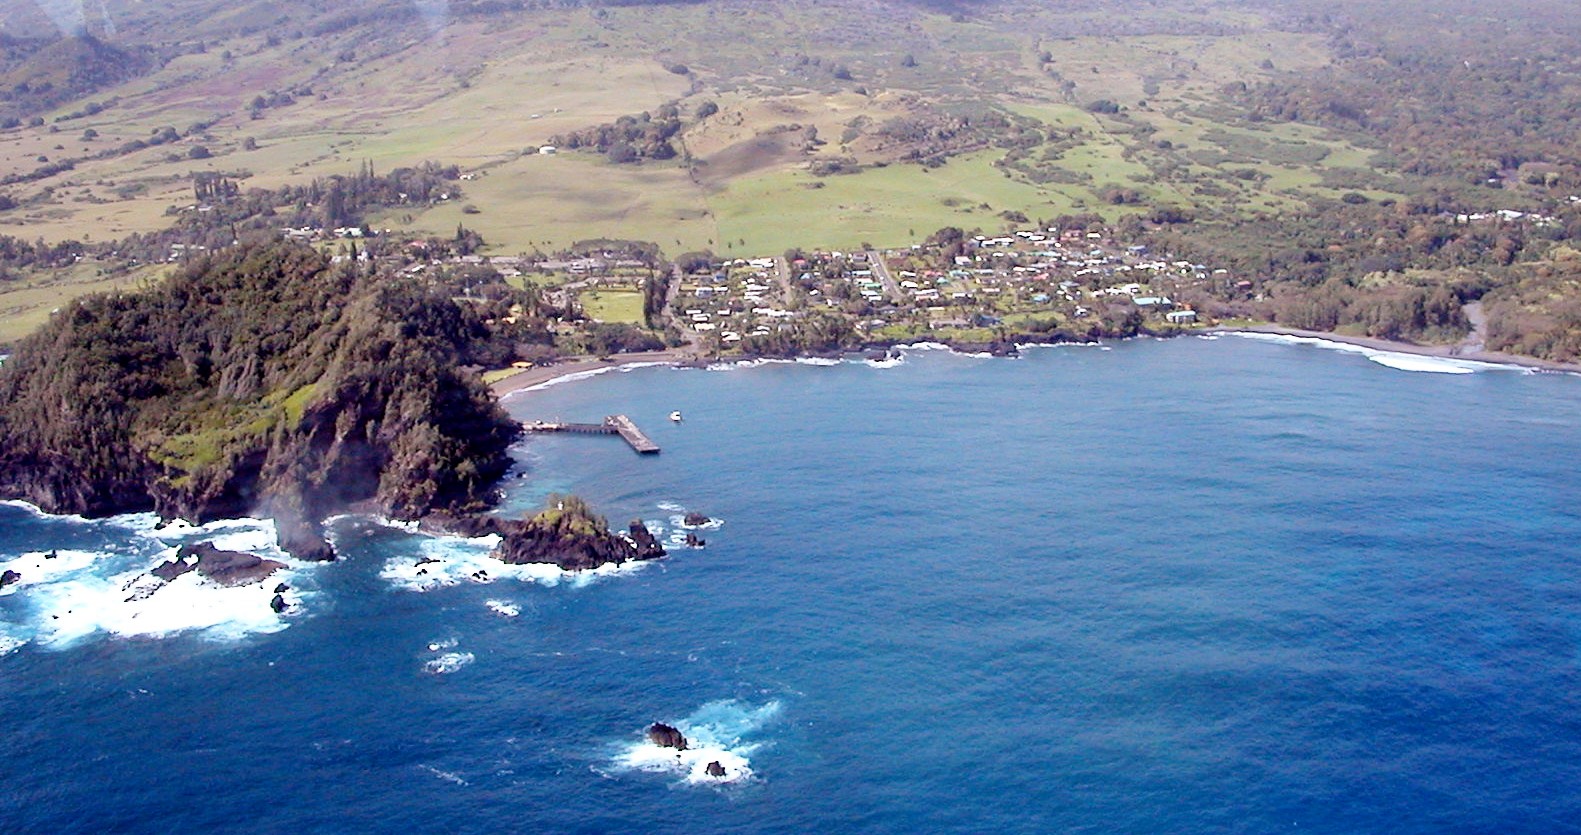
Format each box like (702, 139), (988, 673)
(379, 527), (648, 592)
(613, 699), (782, 786)
(0, 513), (313, 652)
(1228, 331), (1525, 374)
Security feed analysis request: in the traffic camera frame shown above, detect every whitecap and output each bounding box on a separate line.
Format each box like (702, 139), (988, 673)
(612, 699), (782, 786)
(795, 357), (842, 367)
(485, 599), (521, 617)
(864, 355), (905, 369)
(418, 765), (469, 786)
(425, 651), (474, 675)
(0, 631), (26, 656)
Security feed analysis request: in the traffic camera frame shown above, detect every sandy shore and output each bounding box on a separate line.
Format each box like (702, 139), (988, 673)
(486, 326), (1581, 402)
(488, 350), (699, 400)
(1212, 325), (1581, 374)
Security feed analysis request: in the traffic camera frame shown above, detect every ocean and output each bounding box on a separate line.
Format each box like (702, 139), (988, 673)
(3, 334), (1580, 833)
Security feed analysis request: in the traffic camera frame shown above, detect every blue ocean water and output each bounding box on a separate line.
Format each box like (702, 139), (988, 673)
(4, 335), (1581, 833)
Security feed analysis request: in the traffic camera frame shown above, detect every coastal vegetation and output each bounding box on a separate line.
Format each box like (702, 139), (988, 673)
(2, 0), (1581, 358)
(0, 242), (521, 556)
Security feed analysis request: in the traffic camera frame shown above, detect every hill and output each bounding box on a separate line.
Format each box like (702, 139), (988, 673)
(0, 242), (521, 557)
(0, 0), (1578, 358)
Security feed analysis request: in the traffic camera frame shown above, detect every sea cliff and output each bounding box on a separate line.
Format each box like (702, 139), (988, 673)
(0, 243), (521, 558)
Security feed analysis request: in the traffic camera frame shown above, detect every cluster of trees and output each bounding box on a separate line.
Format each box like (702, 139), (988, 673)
(0, 35), (153, 121)
(0, 242), (521, 534)
(550, 105), (683, 163)
(1234, 3), (1581, 186)
(0, 235), (86, 276)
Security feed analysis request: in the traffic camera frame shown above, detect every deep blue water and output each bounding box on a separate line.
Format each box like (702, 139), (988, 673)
(4, 335), (1581, 833)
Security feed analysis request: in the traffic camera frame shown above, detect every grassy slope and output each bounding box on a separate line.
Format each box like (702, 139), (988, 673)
(0, 0), (1422, 340)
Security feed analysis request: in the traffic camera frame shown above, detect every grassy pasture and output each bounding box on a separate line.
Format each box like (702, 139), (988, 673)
(579, 288), (647, 324)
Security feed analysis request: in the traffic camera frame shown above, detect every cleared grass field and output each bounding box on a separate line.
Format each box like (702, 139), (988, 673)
(709, 150), (1084, 254)
(375, 152), (718, 254)
(0, 266), (155, 345)
(579, 288), (647, 324)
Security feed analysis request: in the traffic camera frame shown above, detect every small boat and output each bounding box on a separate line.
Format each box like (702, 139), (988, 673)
(669, 410), (683, 422)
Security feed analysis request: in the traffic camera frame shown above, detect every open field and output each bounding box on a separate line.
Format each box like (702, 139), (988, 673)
(579, 288), (647, 325)
(0, 264), (155, 344)
(708, 149), (1076, 254)
(0, 0), (1549, 346)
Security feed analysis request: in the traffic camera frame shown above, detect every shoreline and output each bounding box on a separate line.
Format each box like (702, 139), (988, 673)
(488, 350), (701, 400)
(487, 327), (1581, 400)
(1212, 325), (1581, 375)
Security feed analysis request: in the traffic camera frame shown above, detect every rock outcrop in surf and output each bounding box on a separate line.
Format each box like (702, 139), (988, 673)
(151, 541), (286, 587)
(647, 723), (688, 751)
(438, 495), (666, 572)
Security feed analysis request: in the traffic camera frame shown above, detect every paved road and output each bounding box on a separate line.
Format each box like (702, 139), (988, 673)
(864, 250), (903, 303)
(774, 255), (794, 300)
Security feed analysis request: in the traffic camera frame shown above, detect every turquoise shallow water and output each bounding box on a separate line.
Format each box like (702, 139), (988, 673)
(3, 335), (1581, 833)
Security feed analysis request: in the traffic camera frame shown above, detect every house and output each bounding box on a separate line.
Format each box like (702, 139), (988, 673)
(1166, 310), (1198, 324)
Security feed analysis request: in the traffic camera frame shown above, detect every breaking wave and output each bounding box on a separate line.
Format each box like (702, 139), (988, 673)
(611, 699), (782, 786)
(0, 509), (313, 653)
(1227, 332), (1528, 375)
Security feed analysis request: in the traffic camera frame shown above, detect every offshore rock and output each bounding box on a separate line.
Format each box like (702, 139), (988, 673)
(473, 495), (666, 572)
(705, 761), (726, 778)
(152, 542), (285, 587)
(270, 594), (288, 614)
(647, 723), (687, 751)
(683, 512), (711, 527)
(0, 569), (19, 588)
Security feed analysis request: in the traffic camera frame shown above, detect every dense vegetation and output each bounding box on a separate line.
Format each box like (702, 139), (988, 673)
(0, 242), (521, 556)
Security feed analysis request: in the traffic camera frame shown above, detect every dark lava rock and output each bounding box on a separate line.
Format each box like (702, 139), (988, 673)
(647, 723), (687, 751)
(0, 569), (20, 588)
(480, 498), (666, 572)
(684, 533), (706, 548)
(150, 556), (196, 582)
(273, 582), (290, 594)
(683, 512), (711, 527)
(270, 593), (288, 613)
(705, 761), (726, 778)
(152, 542), (285, 587)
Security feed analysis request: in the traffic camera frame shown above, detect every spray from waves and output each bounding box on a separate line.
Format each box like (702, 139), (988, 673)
(485, 599), (521, 617)
(425, 651), (474, 675)
(612, 699), (782, 786)
(412, 0), (448, 33)
(1226, 331), (1528, 375)
(0, 514), (315, 652)
(378, 525), (648, 593)
(34, 0), (87, 35)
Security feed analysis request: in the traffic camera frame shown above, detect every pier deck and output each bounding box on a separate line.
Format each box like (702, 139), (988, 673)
(523, 414), (660, 454)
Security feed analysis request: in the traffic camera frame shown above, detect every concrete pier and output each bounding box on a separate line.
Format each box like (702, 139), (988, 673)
(523, 415), (660, 454)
